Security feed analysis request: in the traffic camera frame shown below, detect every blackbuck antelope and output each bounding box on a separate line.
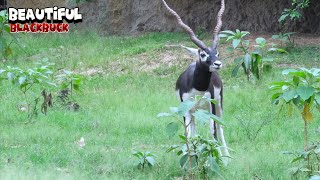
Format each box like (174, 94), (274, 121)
(161, 0), (230, 162)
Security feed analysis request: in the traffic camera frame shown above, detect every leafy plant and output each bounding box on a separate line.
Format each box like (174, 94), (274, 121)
(276, 0), (310, 49)
(158, 95), (226, 178)
(0, 60), (56, 119)
(272, 32), (296, 49)
(270, 68), (320, 150)
(283, 142), (320, 178)
(167, 135), (224, 178)
(279, 0), (310, 24)
(0, 10), (13, 59)
(132, 151), (157, 169)
(219, 30), (287, 81)
(56, 70), (83, 97)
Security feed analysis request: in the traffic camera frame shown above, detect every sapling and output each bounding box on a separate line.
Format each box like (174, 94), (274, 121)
(276, 0), (310, 48)
(270, 68), (320, 150)
(158, 95), (227, 178)
(219, 29), (287, 81)
(56, 70), (83, 97)
(132, 151), (157, 170)
(0, 61), (56, 119)
(270, 68), (320, 177)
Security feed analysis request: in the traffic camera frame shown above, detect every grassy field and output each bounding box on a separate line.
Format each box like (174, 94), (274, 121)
(0, 31), (320, 179)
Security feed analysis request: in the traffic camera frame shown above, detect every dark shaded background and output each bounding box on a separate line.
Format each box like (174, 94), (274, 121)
(8, 0), (320, 35)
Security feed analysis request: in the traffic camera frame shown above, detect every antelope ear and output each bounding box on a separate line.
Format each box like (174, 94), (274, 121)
(180, 45), (199, 58)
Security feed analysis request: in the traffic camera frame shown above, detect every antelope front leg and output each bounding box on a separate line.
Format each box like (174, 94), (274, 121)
(190, 116), (196, 136)
(217, 124), (230, 160)
(184, 111), (193, 137)
(214, 87), (230, 165)
(209, 103), (222, 157)
(215, 104), (230, 158)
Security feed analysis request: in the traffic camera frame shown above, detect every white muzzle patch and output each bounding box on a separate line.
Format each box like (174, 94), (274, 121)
(210, 60), (222, 72)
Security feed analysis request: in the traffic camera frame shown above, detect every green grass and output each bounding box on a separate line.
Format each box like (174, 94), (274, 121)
(0, 31), (320, 179)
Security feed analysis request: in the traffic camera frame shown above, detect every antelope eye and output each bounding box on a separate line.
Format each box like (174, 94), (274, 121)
(200, 54), (206, 58)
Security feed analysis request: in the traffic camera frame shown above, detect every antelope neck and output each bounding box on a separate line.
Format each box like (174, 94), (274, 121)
(192, 62), (211, 91)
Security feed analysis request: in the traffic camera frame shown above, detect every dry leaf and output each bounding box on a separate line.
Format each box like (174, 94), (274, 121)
(302, 103), (313, 122)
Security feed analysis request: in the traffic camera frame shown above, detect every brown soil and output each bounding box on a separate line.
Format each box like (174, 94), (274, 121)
(104, 34), (320, 74)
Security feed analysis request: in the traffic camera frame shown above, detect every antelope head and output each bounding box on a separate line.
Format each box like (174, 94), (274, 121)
(161, 0), (225, 72)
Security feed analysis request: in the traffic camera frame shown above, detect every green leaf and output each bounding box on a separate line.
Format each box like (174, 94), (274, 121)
(279, 14), (289, 23)
(290, 11), (302, 20)
(315, 93), (320, 104)
(220, 30), (235, 35)
(281, 151), (294, 155)
(166, 145), (179, 153)
(73, 83), (80, 91)
(146, 156), (156, 166)
(311, 68), (320, 76)
(46, 81), (57, 87)
(193, 109), (224, 125)
(240, 31), (250, 38)
(7, 72), (14, 81)
(296, 86), (315, 101)
(271, 93), (282, 104)
(179, 154), (188, 168)
(299, 168), (311, 172)
(234, 57), (243, 64)
(284, 32), (296, 36)
(268, 48), (288, 54)
(232, 64), (241, 77)
(282, 69), (307, 79)
(170, 107), (179, 114)
(232, 39), (241, 49)
(282, 90), (297, 102)
(314, 147), (320, 154)
(166, 122), (179, 137)
(0, 10), (7, 17)
(276, 48), (289, 53)
(178, 100), (195, 116)
(18, 76), (26, 85)
(292, 96), (301, 106)
(251, 53), (262, 79)
(293, 76), (300, 86)
(4, 24), (10, 33)
(282, 69), (297, 75)
(226, 36), (235, 42)
(157, 112), (172, 117)
(177, 150), (183, 156)
(290, 72), (307, 79)
(269, 81), (292, 91)
(256, 37), (266, 45)
(218, 33), (229, 38)
(291, 156), (304, 163)
(132, 151), (144, 158)
(178, 135), (186, 141)
(310, 175), (320, 180)
(208, 155), (222, 176)
(243, 53), (251, 70)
